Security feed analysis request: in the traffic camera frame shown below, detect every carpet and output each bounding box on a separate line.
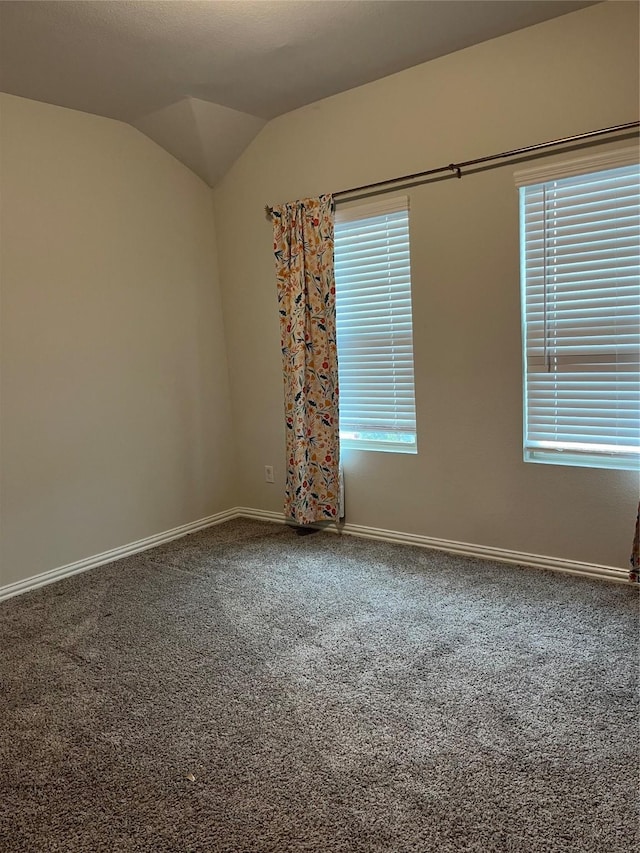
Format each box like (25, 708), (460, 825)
(0, 518), (638, 852)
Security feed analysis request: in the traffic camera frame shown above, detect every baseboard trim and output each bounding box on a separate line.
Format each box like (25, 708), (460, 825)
(336, 521), (629, 584)
(236, 507), (629, 584)
(235, 507), (288, 526)
(1, 505), (629, 602)
(0, 508), (238, 602)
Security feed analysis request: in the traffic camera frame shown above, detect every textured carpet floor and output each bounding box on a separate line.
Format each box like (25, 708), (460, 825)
(0, 519), (638, 853)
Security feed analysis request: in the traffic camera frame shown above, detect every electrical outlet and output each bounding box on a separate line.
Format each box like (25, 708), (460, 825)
(264, 465), (275, 483)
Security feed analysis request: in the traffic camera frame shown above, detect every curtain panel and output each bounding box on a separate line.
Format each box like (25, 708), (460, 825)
(631, 501), (640, 583)
(272, 195), (340, 525)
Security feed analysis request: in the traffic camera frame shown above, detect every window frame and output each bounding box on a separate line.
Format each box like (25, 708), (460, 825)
(515, 147), (640, 472)
(334, 195), (418, 454)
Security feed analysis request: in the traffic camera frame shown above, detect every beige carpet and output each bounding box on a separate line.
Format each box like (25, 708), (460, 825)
(1, 519), (638, 852)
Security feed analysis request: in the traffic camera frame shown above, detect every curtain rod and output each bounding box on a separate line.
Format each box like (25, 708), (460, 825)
(265, 121), (639, 217)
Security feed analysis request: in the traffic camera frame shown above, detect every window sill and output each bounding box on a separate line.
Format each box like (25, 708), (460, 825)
(524, 448), (639, 472)
(341, 439), (417, 454)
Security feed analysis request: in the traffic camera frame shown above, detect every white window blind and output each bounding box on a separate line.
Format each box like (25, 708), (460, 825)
(334, 195), (417, 453)
(517, 151), (640, 470)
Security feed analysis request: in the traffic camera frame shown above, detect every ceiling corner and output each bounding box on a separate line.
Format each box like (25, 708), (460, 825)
(133, 97), (267, 187)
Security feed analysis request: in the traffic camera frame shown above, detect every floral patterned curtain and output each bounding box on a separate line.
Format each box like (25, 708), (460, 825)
(272, 195), (340, 525)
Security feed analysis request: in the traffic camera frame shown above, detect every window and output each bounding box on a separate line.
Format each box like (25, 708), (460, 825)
(517, 149), (640, 470)
(334, 195), (417, 453)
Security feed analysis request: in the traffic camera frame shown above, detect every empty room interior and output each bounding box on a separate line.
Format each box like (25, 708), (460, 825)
(1, 1), (639, 851)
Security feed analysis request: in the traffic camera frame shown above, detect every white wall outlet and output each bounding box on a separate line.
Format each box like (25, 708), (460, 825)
(264, 465), (275, 483)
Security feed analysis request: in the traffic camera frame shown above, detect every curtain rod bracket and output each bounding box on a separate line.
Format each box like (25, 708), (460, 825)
(449, 163), (462, 179)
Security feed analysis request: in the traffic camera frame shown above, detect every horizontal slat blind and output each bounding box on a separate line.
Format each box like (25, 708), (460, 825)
(335, 196), (417, 451)
(520, 161), (640, 467)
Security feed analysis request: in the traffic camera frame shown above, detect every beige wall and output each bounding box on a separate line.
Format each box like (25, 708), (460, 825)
(0, 94), (237, 587)
(214, 1), (640, 568)
(1, 3), (638, 589)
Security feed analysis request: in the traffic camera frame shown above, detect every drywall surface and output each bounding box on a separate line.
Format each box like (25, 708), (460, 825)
(214, 1), (640, 568)
(0, 94), (237, 587)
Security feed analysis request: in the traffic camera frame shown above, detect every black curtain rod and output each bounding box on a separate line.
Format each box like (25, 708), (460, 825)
(265, 121), (639, 217)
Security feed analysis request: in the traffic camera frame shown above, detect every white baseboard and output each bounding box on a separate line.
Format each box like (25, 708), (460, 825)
(236, 507), (629, 584)
(0, 508), (237, 602)
(1, 505), (629, 602)
(337, 521), (629, 584)
(235, 507), (288, 526)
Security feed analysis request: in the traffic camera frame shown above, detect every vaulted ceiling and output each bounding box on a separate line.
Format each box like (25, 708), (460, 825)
(0, 0), (598, 186)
